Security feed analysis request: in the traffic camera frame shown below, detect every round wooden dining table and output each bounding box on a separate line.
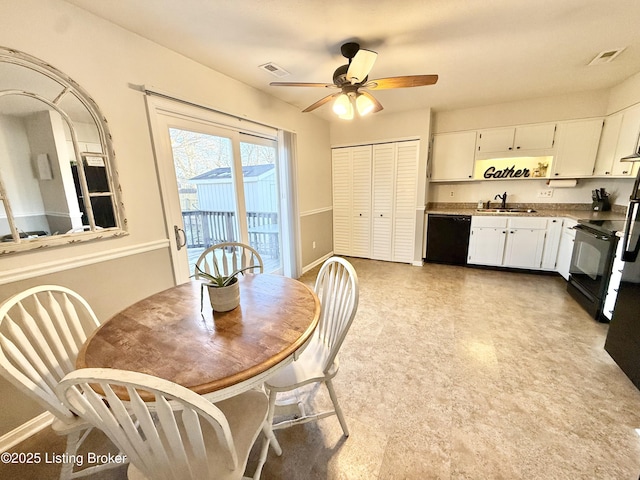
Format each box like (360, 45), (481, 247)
(76, 274), (320, 401)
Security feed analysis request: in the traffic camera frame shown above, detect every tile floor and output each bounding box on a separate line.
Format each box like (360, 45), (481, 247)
(3, 258), (640, 479)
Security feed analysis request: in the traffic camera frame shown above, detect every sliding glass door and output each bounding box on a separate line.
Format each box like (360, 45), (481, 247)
(146, 96), (284, 283)
(239, 134), (281, 273)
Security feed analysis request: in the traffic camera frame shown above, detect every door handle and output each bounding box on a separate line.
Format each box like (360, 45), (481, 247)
(174, 225), (186, 251)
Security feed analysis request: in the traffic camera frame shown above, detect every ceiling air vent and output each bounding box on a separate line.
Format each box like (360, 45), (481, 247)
(259, 62), (290, 77)
(588, 48), (625, 66)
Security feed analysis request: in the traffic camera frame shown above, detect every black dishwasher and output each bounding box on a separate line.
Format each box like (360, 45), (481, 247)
(425, 214), (471, 265)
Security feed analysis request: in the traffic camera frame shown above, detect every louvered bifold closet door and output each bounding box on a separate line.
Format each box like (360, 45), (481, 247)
(371, 144), (395, 261)
(332, 148), (351, 255)
(392, 141), (420, 263)
(349, 146), (372, 258)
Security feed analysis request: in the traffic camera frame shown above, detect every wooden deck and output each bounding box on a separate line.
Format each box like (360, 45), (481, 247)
(187, 246), (281, 275)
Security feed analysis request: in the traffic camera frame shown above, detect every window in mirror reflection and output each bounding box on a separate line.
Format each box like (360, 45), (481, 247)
(0, 47), (124, 252)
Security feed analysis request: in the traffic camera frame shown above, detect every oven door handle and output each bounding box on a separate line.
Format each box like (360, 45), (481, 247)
(622, 200), (640, 262)
(571, 224), (611, 241)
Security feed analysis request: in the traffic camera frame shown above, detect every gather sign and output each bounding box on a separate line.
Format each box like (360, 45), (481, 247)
(483, 165), (531, 179)
(473, 156), (552, 180)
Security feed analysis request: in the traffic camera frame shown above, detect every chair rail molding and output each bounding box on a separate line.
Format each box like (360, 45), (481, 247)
(0, 239), (169, 285)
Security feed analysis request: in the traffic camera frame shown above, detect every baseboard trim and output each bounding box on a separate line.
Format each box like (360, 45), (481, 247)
(0, 412), (53, 453)
(302, 252), (333, 274)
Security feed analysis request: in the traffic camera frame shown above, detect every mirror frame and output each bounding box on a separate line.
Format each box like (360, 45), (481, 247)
(0, 47), (127, 255)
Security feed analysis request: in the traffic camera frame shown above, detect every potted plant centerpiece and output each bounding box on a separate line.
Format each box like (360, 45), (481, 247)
(193, 264), (257, 312)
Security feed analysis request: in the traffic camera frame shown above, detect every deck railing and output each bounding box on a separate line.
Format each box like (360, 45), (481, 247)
(181, 210), (279, 258)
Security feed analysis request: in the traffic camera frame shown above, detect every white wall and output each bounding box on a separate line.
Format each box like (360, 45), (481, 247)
(433, 89), (610, 133)
(430, 177), (634, 207)
(607, 71), (640, 114)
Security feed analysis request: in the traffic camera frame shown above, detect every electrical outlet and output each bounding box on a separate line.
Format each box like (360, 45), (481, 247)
(449, 191), (455, 197)
(312, 241), (316, 249)
(537, 189), (553, 198)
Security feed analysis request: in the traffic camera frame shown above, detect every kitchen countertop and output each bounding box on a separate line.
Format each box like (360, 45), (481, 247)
(425, 203), (627, 221)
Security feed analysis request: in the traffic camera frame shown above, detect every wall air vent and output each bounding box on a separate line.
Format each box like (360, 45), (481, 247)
(588, 48), (625, 66)
(259, 62), (290, 77)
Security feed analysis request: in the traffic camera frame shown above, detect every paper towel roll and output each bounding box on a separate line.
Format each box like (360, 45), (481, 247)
(546, 179), (577, 188)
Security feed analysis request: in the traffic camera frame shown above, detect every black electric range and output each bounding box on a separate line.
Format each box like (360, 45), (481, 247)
(567, 219), (625, 321)
(576, 219), (626, 236)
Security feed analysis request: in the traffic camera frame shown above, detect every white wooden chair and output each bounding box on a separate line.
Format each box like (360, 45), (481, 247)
(195, 242), (264, 278)
(264, 256), (359, 437)
(56, 368), (271, 480)
(0, 285), (125, 479)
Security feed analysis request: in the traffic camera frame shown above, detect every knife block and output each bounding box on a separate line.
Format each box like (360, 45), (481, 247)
(592, 198), (611, 211)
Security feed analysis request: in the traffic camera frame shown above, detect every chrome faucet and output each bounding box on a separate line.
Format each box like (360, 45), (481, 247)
(494, 192), (507, 209)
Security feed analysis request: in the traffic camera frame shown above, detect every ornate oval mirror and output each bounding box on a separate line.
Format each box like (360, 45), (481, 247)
(0, 47), (126, 254)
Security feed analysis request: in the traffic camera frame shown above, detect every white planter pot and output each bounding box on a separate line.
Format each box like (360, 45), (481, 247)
(207, 280), (240, 312)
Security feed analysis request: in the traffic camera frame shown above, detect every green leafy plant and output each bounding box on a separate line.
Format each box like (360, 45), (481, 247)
(193, 264), (259, 287)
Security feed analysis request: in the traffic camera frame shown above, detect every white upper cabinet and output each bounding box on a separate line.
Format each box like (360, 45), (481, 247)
(551, 118), (603, 178)
(477, 127), (515, 154)
(430, 131), (476, 181)
(476, 123), (556, 159)
(594, 104), (640, 177)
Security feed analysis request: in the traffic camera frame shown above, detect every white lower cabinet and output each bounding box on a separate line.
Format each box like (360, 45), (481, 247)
(540, 218), (563, 270)
(556, 218), (577, 280)
(503, 228), (546, 269)
(468, 217), (507, 266)
(468, 216), (561, 270)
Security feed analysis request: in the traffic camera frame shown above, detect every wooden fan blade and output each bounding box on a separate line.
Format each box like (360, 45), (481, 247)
(347, 49), (377, 84)
(302, 93), (341, 112)
(270, 82), (336, 88)
(363, 74), (438, 90)
(360, 91), (383, 113)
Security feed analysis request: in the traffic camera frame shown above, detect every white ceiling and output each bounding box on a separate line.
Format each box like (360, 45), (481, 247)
(64, 0), (640, 121)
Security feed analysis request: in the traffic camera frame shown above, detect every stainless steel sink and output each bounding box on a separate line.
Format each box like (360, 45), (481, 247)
(476, 208), (536, 213)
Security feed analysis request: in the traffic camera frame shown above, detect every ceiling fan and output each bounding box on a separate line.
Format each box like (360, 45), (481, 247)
(270, 42), (438, 119)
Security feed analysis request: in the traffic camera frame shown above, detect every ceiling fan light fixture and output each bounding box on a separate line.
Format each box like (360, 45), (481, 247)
(356, 93), (375, 116)
(338, 99), (354, 120)
(332, 93), (351, 116)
